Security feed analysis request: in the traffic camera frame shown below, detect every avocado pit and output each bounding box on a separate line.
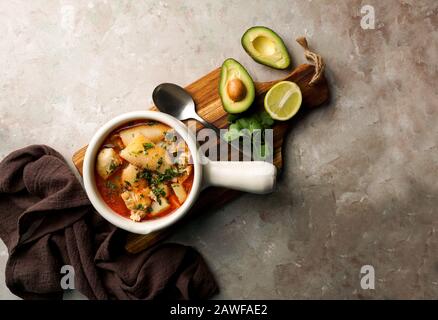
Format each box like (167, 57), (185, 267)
(227, 78), (247, 102)
(219, 58), (255, 113)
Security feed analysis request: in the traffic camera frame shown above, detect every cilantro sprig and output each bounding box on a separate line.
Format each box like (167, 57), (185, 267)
(223, 110), (274, 160)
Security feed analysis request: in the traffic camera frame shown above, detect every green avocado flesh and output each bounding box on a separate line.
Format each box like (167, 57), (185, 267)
(219, 58), (255, 114)
(241, 26), (291, 69)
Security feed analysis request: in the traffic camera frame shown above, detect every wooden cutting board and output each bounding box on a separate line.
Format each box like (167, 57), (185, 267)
(72, 63), (330, 253)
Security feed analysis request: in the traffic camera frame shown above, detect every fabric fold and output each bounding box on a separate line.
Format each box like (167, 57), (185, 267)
(0, 145), (218, 300)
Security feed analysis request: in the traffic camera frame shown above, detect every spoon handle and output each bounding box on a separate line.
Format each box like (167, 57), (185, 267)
(192, 114), (221, 136)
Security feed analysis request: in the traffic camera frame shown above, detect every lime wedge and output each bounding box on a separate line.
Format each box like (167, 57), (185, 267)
(264, 81), (302, 120)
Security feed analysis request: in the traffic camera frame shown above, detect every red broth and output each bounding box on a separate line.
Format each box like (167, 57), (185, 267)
(94, 120), (194, 221)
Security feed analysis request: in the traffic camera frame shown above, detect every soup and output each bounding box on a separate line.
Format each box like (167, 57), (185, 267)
(94, 120), (194, 222)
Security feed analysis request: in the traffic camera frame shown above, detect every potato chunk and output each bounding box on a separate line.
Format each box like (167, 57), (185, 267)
(171, 183), (187, 203)
(119, 135), (172, 172)
(121, 164), (140, 187)
(119, 123), (171, 146)
(96, 148), (122, 179)
(150, 198), (170, 216)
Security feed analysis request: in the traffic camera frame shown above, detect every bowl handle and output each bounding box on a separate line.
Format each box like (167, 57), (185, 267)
(202, 160), (277, 194)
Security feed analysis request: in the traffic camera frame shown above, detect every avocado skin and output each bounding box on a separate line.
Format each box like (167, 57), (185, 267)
(219, 58), (255, 114)
(241, 26), (291, 70)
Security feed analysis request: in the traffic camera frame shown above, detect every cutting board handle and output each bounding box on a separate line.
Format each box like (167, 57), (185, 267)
(202, 160), (277, 194)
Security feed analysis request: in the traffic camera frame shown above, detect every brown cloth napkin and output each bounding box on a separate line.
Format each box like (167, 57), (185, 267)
(0, 145), (218, 300)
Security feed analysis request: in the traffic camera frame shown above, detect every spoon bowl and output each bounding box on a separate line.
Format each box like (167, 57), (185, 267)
(152, 83), (221, 136)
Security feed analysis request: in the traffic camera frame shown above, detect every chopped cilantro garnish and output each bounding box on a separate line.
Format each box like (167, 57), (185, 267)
(143, 142), (154, 152)
(152, 186), (166, 204)
(137, 169), (153, 185)
(155, 168), (182, 184)
(157, 157), (163, 169)
(105, 181), (117, 191)
(108, 161), (118, 173)
(136, 168), (181, 187)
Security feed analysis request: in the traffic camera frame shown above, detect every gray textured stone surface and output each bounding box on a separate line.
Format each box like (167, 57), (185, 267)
(0, 0), (437, 299)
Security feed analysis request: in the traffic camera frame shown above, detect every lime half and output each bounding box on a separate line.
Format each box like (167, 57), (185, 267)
(264, 81), (302, 120)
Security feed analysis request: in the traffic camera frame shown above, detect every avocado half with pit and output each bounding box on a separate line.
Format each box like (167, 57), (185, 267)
(241, 26), (291, 69)
(219, 58), (255, 114)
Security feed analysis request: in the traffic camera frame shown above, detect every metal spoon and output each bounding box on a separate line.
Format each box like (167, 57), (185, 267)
(152, 83), (253, 160)
(152, 83), (221, 136)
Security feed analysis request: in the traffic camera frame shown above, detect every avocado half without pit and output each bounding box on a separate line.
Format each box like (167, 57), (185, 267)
(219, 58), (255, 114)
(241, 26), (291, 69)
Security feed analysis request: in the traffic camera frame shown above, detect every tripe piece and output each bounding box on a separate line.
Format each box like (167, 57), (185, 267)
(96, 148), (122, 179)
